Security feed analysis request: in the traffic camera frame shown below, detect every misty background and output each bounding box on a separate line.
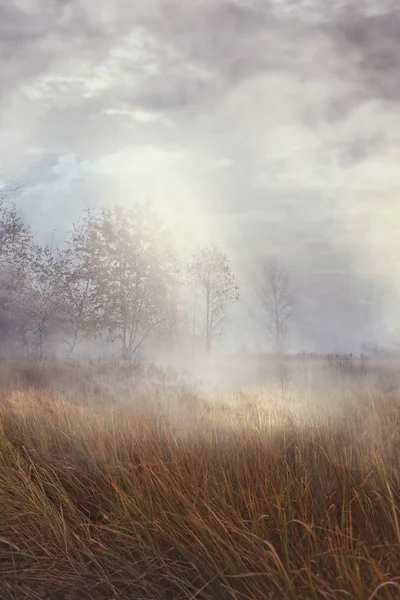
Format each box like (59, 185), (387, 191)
(1, 0), (400, 354)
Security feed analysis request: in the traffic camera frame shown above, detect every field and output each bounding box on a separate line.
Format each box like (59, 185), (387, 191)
(0, 362), (400, 600)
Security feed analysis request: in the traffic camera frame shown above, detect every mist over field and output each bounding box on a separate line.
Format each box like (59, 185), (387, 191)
(1, 1), (400, 599)
(2, 0), (400, 353)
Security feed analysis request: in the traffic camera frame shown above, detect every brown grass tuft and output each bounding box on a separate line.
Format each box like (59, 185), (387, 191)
(0, 365), (399, 599)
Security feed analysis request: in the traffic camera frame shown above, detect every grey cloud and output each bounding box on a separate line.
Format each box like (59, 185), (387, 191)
(336, 133), (386, 167)
(0, 4), (47, 45)
(131, 1), (400, 111)
(327, 6), (400, 102)
(2, 1), (400, 112)
(145, 0), (274, 78)
(1, 0), (400, 350)
(0, 0), (132, 97)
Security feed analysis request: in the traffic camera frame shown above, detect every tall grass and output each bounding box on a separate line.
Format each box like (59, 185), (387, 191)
(0, 365), (399, 599)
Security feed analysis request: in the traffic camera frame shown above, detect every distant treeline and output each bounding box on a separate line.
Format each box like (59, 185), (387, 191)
(235, 349), (400, 361)
(0, 199), (239, 362)
(0, 195), (391, 364)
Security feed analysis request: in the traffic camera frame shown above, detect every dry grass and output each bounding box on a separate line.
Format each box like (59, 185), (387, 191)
(0, 365), (400, 599)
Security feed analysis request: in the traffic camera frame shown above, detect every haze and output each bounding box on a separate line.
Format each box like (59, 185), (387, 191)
(1, 0), (399, 353)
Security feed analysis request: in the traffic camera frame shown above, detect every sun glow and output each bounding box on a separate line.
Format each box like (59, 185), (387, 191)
(84, 146), (226, 251)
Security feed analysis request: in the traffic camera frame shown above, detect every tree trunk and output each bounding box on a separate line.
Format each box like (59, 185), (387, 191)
(192, 301), (196, 359)
(37, 322), (44, 362)
(206, 288), (211, 353)
(121, 343), (129, 361)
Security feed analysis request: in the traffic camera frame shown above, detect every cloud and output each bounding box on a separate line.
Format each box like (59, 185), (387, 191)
(327, 3), (400, 102)
(2, 0), (400, 350)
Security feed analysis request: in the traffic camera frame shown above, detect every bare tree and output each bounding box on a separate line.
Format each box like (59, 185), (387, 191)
(261, 257), (295, 354)
(188, 246), (239, 354)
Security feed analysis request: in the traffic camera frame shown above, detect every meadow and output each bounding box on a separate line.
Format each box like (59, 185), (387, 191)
(0, 361), (400, 600)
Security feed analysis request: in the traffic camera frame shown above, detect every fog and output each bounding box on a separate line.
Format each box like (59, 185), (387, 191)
(1, 0), (400, 354)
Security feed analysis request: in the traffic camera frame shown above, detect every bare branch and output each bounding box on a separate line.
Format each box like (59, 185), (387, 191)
(259, 257), (296, 354)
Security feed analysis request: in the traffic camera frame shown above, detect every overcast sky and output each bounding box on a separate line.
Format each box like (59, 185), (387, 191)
(1, 0), (400, 352)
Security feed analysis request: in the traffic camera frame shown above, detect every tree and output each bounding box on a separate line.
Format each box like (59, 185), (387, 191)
(89, 203), (177, 360)
(0, 174), (22, 203)
(0, 201), (35, 358)
(154, 261), (190, 357)
(60, 209), (110, 357)
(0, 200), (32, 273)
(260, 257), (295, 354)
(188, 246), (239, 354)
(15, 242), (65, 361)
(0, 179), (31, 300)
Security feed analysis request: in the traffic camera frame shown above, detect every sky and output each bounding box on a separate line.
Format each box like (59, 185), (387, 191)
(1, 0), (400, 353)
